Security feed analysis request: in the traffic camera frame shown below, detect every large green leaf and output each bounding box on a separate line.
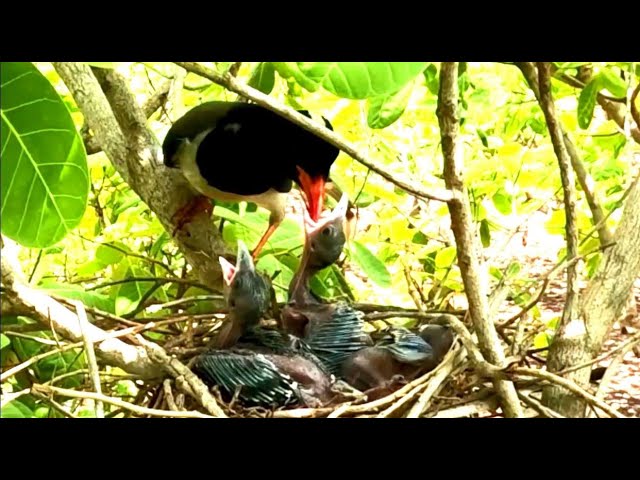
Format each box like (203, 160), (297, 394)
(248, 62), (276, 95)
(0, 333), (10, 350)
(349, 241), (391, 288)
(1, 62), (89, 248)
(1, 400), (34, 418)
(598, 68), (627, 98)
(367, 81), (414, 129)
(274, 62), (427, 99)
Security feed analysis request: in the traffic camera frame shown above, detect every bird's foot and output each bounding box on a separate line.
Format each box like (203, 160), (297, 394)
(171, 195), (214, 236)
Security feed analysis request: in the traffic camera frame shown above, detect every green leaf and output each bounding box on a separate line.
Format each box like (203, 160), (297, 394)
(577, 76), (600, 129)
(1, 62), (89, 248)
(479, 219), (491, 248)
(1, 400), (34, 418)
(367, 81), (414, 129)
(248, 63), (276, 95)
(277, 62), (428, 99)
(492, 191), (513, 215)
(37, 279), (116, 313)
(0, 333), (10, 350)
(350, 241), (391, 288)
(85, 63), (116, 69)
(598, 68), (627, 98)
(435, 246), (457, 269)
(423, 64), (439, 95)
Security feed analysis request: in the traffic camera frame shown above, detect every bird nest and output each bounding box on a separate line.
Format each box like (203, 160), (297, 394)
(138, 314), (487, 419)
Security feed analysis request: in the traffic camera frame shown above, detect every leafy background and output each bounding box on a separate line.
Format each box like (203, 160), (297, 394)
(1, 61), (638, 417)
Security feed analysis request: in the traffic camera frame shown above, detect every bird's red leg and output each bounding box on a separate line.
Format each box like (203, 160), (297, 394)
(171, 195), (214, 236)
(251, 221), (281, 260)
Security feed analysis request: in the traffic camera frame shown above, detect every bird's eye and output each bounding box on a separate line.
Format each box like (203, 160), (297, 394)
(321, 226), (333, 236)
(229, 299), (236, 308)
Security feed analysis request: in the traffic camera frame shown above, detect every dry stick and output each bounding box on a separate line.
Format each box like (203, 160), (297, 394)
(516, 390), (564, 419)
(509, 367), (624, 418)
(73, 300), (104, 418)
(44, 369), (141, 387)
(31, 384), (212, 418)
(163, 379), (180, 411)
(1, 388), (31, 408)
(139, 337), (227, 417)
(431, 396), (500, 418)
(174, 62), (454, 204)
(406, 348), (468, 418)
(436, 62), (523, 418)
(30, 388), (79, 418)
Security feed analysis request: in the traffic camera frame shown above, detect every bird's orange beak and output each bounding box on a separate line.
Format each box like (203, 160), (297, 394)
(296, 166), (325, 222)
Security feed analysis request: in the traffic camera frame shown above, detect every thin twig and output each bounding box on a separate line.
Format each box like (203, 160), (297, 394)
(73, 301), (104, 418)
(509, 367), (625, 418)
(31, 384), (212, 418)
(30, 388), (79, 418)
(0, 388), (31, 408)
(558, 330), (640, 375)
(590, 333), (640, 417)
(516, 390), (564, 418)
(174, 62), (454, 204)
(163, 379), (180, 411)
(86, 277), (214, 293)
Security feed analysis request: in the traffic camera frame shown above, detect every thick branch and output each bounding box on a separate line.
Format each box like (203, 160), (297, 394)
(436, 62), (523, 418)
(82, 78), (173, 155)
(53, 62), (229, 290)
(174, 62), (454, 204)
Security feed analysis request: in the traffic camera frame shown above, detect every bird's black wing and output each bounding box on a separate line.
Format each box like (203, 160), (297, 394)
(304, 303), (370, 376)
(193, 350), (300, 407)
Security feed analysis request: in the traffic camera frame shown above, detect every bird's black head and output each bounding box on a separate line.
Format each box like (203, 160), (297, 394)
(293, 111), (340, 223)
(219, 241), (271, 325)
(161, 132), (184, 169)
(304, 193), (349, 270)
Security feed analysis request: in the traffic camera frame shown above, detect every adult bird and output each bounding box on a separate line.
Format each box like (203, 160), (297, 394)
(162, 101), (341, 259)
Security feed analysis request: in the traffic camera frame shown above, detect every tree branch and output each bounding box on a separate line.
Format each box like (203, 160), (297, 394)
(436, 62), (523, 418)
(52, 62), (229, 290)
(174, 62), (454, 204)
(1, 238), (162, 379)
(516, 62), (613, 246)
